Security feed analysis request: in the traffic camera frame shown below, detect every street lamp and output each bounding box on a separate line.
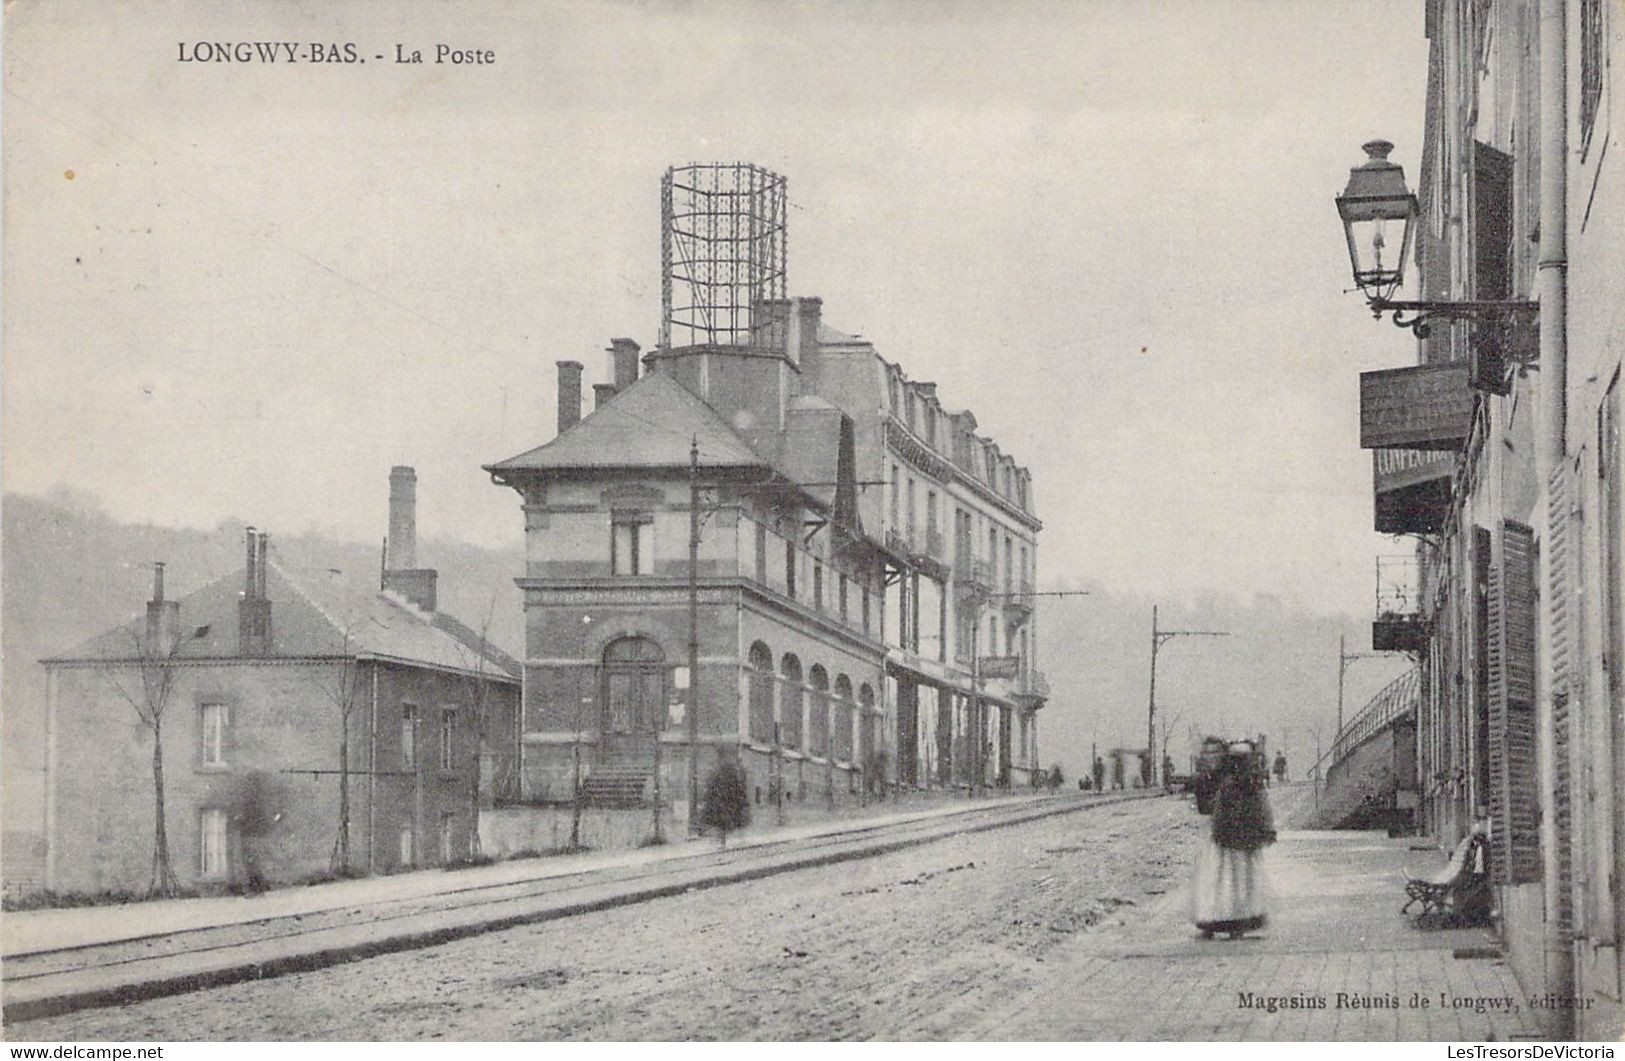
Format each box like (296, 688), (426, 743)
(1336, 139), (1538, 339)
(1336, 139), (1417, 304)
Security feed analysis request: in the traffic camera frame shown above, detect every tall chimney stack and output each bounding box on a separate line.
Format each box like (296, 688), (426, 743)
(239, 527), (273, 656)
(244, 525), (258, 598)
(145, 561), (180, 655)
(609, 338), (641, 392)
(387, 466), (417, 570)
(557, 360), (584, 435)
(381, 466), (438, 613)
(793, 297), (823, 394)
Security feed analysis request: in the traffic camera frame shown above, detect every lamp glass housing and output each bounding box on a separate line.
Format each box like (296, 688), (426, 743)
(1336, 140), (1419, 302)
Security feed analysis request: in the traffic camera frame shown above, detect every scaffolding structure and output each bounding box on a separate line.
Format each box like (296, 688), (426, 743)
(660, 163), (788, 350)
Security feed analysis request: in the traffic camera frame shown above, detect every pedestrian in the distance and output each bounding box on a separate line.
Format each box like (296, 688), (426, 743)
(1192, 744), (1276, 940)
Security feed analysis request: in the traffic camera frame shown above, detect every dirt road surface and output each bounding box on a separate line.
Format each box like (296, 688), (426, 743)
(10, 794), (1200, 1041)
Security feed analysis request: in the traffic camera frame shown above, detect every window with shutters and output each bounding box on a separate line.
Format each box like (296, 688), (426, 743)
(1486, 520), (1541, 884)
(1474, 142), (1514, 300)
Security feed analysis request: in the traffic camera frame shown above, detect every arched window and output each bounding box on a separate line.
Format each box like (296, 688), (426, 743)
(747, 642), (774, 743)
(809, 665), (830, 758)
(858, 683), (877, 774)
(779, 654), (803, 750)
(601, 636), (664, 756)
(833, 675), (854, 762)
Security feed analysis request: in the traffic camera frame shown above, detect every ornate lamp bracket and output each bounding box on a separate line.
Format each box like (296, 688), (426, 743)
(1369, 299), (1540, 341)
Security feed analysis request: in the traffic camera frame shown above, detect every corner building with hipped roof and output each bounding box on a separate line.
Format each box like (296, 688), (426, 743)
(485, 294), (1046, 819)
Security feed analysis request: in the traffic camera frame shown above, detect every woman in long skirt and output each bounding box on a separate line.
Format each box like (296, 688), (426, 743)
(1192, 746), (1277, 939)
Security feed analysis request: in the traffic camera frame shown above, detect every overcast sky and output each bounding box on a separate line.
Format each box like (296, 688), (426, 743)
(4, 0), (1431, 619)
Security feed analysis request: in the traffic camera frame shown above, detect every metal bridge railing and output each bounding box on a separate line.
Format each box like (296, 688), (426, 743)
(1325, 667), (1421, 775)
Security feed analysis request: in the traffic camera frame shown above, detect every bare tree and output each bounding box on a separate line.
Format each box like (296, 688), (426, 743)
(105, 623), (202, 897)
(316, 627), (364, 874)
(448, 593), (502, 862)
(1157, 704), (1186, 784)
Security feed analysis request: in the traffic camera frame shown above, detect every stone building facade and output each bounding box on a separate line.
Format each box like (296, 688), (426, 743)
(1351, 0), (1622, 1037)
(485, 297), (1045, 818)
(39, 475), (519, 895)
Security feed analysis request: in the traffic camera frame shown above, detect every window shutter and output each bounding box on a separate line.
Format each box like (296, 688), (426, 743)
(1487, 519), (1541, 884)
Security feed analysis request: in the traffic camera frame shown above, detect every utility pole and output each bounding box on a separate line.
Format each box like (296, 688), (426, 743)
(1337, 633), (1398, 737)
(1147, 605), (1229, 787)
(970, 615), (981, 798)
(687, 436), (701, 838)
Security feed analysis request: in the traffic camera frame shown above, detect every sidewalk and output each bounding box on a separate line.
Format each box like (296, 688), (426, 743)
(2, 788), (1057, 958)
(2, 789), (1150, 1023)
(975, 828), (1545, 1041)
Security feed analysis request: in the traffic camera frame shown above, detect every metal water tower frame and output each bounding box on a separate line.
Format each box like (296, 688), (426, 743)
(660, 162), (789, 350)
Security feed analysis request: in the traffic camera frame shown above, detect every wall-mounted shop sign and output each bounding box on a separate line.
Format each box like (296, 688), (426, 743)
(978, 655), (1020, 680)
(1373, 447), (1455, 534)
(1359, 363), (1473, 450)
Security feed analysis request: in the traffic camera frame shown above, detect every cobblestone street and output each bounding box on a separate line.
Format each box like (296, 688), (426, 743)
(8, 788), (1539, 1041)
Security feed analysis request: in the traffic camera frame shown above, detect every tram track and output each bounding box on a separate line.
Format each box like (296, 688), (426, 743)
(3, 790), (1161, 1023)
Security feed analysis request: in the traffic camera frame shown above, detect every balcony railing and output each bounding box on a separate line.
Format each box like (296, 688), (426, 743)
(1373, 554), (1428, 651)
(963, 559), (994, 594)
(743, 514), (875, 640)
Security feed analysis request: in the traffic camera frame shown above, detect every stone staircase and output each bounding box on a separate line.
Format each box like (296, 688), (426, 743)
(1312, 735), (1399, 829)
(577, 763), (654, 808)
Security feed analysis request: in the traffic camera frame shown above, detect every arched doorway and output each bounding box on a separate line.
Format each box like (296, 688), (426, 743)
(601, 636), (664, 761)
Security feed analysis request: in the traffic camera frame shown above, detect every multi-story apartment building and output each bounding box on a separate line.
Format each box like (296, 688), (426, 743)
(484, 294), (1046, 817)
(815, 330), (1046, 790)
(1348, 0), (1621, 1037)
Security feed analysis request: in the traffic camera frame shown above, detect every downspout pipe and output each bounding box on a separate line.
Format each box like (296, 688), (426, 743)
(1535, 0), (1571, 1035)
(1537, 0), (1568, 469)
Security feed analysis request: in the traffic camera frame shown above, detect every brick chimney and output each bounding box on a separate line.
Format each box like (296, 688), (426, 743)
(593, 382), (618, 410)
(795, 296), (823, 391)
(238, 528), (272, 656)
(382, 466), (437, 613)
(556, 360), (583, 435)
(387, 466), (417, 569)
(609, 338), (640, 392)
(144, 561), (180, 656)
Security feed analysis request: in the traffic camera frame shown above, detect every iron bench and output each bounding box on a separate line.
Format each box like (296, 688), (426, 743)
(1402, 828), (1487, 920)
